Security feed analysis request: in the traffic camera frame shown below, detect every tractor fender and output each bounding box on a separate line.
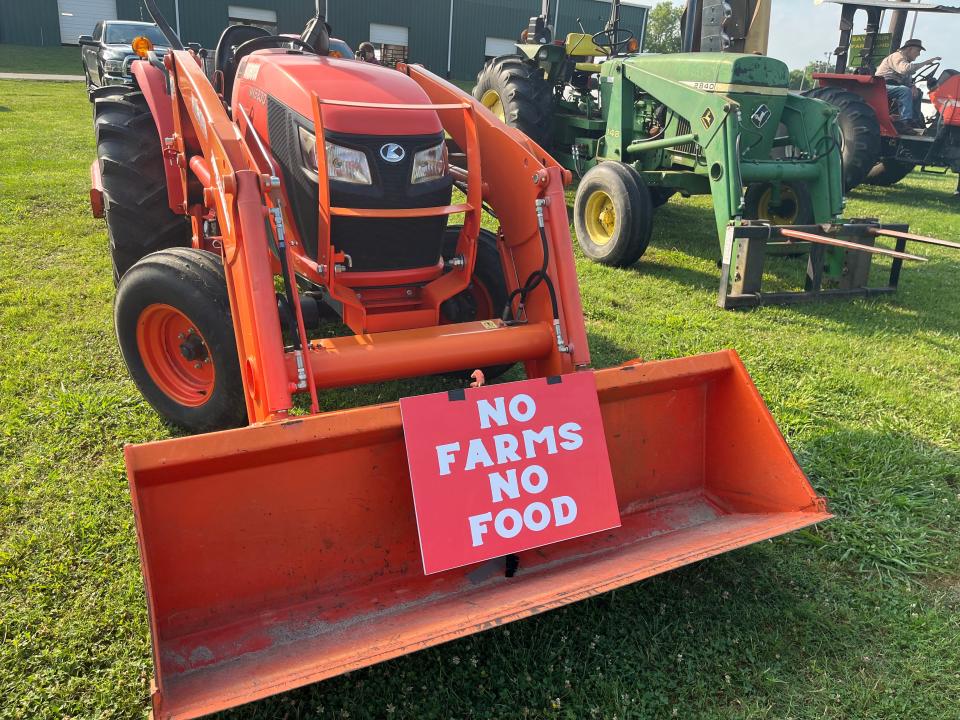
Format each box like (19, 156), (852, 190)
(132, 59), (187, 214)
(812, 72), (898, 137)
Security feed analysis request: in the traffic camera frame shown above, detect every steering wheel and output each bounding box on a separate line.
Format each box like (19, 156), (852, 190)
(591, 27), (635, 56)
(917, 61), (941, 85)
(232, 36), (321, 70)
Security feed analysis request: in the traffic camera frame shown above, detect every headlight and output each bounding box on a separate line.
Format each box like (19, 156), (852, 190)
(411, 141), (448, 184)
(103, 58), (126, 74)
(298, 127), (372, 185)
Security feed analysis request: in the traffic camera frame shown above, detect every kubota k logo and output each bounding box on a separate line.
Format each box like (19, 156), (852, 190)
(380, 143), (405, 163)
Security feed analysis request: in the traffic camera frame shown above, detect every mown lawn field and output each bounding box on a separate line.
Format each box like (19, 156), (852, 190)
(1, 76), (959, 720)
(0, 44), (83, 76)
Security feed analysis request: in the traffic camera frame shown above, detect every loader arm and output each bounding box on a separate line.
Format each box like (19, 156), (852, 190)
(161, 49), (295, 424)
(602, 55), (843, 245)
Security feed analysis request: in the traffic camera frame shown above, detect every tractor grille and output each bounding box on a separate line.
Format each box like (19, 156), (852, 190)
(673, 117), (701, 156)
(267, 97), (453, 272)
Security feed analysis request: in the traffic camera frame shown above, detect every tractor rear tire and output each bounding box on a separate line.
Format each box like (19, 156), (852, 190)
(865, 159), (915, 186)
(473, 55), (553, 148)
(94, 87), (190, 283)
(742, 181), (815, 226)
(803, 87), (881, 192)
(441, 227), (513, 381)
(115, 248), (246, 433)
(574, 162), (653, 267)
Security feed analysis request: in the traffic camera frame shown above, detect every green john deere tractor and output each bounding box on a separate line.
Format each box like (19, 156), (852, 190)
(473, 0), (942, 308)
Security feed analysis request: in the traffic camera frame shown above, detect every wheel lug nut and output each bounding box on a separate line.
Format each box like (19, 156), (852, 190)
(194, 363), (202, 369)
(178, 333), (185, 340)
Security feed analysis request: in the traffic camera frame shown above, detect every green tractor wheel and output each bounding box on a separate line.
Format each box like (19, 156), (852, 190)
(472, 56), (553, 148)
(743, 181), (814, 226)
(574, 162), (653, 267)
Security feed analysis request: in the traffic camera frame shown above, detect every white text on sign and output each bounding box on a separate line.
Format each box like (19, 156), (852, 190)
(432, 393), (583, 546)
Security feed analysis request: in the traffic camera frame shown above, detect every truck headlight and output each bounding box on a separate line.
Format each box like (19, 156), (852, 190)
(299, 127), (372, 185)
(411, 141), (448, 184)
(103, 58), (126, 74)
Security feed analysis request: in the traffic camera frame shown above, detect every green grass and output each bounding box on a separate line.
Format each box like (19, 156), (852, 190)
(2, 78), (960, 720)
(0, 44), (83, 75)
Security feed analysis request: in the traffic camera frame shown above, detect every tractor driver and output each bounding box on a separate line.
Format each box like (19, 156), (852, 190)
(875, 38), (941, 133)
(356, 41), (379, 64)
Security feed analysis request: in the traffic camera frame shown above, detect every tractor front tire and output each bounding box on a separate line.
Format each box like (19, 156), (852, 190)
(743, 181), (815, 226)
(574, 162), (653, 267)
(865, 159), (915, 186)
(473, 55), (553, 148)
(441, 227), (513, 381)
(803, 87), (881, 192)
(94, 87), (190, 283)
(115, 248), (246, 433)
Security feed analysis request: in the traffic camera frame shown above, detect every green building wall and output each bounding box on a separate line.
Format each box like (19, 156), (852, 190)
(1, 0), (647, 82)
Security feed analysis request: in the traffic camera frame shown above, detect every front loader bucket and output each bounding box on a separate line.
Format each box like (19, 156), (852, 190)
(127, 350), (830, 720)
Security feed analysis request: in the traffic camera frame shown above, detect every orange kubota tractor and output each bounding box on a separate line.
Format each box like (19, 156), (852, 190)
(89, 3), (831, 718)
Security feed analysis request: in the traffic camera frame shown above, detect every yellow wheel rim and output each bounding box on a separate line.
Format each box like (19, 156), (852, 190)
(481, 90), (506, 122)
(757, 184), (800, 225)
(584, 189), (617, 246)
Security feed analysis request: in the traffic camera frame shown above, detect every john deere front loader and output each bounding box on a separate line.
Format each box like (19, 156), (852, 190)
(90, 2), (831, 717)
(474, 0), (952, 308)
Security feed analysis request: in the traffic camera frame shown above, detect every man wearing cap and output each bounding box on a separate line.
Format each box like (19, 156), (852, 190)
(356, 41), (379, 64)
(875, 39), (941, 133)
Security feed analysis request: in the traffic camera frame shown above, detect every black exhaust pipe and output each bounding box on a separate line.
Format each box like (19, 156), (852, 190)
(681, 0), (701, 53)
(143, 0), (184, 50)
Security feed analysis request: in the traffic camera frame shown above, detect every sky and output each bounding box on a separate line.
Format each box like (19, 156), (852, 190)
(767, 0), (960, 72)
(647, 0), (960, 73)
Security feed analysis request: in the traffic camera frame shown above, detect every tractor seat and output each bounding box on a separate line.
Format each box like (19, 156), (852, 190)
(214, 24), (271, 105)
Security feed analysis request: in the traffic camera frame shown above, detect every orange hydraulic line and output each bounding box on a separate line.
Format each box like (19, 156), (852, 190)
(289, 321), (554, 390)
(777, 228), (927, 262)
(868, 227), (960, 251)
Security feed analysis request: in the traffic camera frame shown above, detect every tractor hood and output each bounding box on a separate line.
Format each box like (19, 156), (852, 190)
(615, 53), (790, 91)
(233, 50), (443, 136)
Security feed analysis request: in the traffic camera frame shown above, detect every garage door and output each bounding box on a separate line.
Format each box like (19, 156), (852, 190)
(58, 0), (117, 45)
(369, 23), (408, 47)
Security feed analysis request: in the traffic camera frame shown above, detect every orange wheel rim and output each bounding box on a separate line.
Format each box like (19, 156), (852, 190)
(137, 304), (215, 407)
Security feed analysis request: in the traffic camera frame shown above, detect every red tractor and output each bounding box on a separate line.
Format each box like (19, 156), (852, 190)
(806, 0), (960, 195)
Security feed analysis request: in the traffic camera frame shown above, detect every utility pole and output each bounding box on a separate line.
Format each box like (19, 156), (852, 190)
(888, 0), (913, 50)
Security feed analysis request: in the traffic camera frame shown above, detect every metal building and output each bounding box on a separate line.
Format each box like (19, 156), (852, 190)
(1, 0), (648, 81)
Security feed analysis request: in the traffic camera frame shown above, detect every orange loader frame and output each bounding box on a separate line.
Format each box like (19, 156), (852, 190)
(107, 48), (832, 720)
(115, 49), (591, 426)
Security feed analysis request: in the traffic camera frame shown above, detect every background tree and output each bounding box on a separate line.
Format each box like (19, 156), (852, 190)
(644, 1), (683, 54)
(789, 59), (833, 91)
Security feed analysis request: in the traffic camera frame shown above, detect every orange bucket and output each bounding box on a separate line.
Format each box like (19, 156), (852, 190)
(126, 350), (829, 719)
